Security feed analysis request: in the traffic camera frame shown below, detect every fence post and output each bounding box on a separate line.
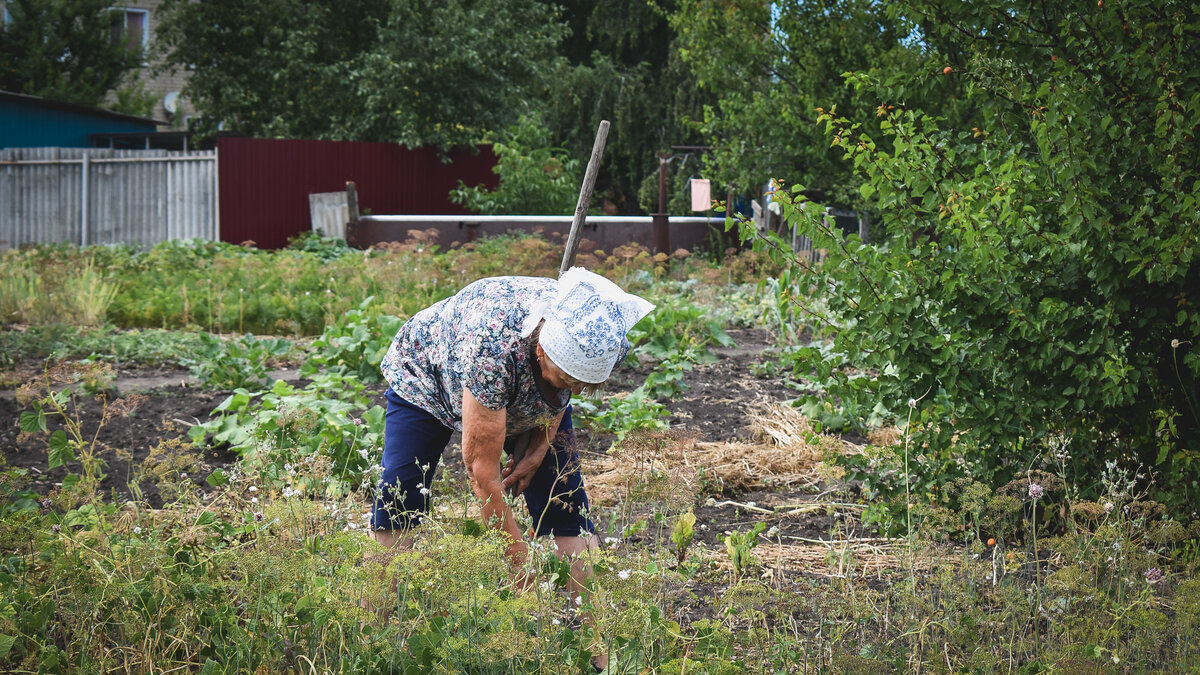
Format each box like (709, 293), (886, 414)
(858, 212), (870, 244)
(80, 152), (89, 247)
(346, 181), (360, 223)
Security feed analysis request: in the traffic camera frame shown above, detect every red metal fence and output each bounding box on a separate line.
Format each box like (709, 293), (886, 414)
(217, 137), (496, 249)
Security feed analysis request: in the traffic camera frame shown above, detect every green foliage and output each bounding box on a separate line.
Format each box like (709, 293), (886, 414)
(450, 114), (583, 215)
(155, 0), (567, 147)
(670, 510), (696, 565)
(545, 0), (707, 215)
(0, 0), (142, 107)
(627, 291), (735, 364)
(0, 326), (206, 369)
(300, 297), (404, 384)
(285, 232), (355, 262)
(748, 0), (1199, 511)
(574, 386), (669, 445)
(188, 374), (383, 496)
(181, 333), (296, 390)
(722, 522), (767, 582)
(669, 0), (932, 205)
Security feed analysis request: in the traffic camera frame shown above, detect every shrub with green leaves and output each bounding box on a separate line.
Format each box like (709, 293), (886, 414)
(188, 374), (384, 496)
(753, 0), (1199, 511)
(300, 297), (405, 384)
(181, 333), (296, 390)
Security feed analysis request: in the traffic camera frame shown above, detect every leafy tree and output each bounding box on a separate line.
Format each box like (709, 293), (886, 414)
(450, 115), (583, 215)
(544, 0), (707, 214)
(155, 0), (567, 147)
(669, 0), (932, 207)
(761, 0), (1199, 510)
(0, 0), (142, 108)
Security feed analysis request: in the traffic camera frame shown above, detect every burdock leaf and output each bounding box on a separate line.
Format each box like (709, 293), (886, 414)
(19, 410), (46, 433)
(47, 431), (74, 468)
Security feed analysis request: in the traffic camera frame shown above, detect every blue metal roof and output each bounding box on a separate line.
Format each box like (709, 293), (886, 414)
(0, 90), (160, 148)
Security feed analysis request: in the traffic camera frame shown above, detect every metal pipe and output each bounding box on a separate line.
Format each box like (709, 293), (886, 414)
(358, 214), (723, 225)
(0, 155), (215, 166)
(80, 152), (89, 247)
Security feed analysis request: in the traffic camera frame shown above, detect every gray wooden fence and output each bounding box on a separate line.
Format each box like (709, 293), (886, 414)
(0, 147), (218, 250)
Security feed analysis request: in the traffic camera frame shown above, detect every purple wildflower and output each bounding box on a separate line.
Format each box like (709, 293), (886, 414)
(1144, 567), (1164, 583)
(41, 498), (53, 510)
(254, 512), (265, 522)
(51, 524), (62, 533)
(1028, 483), (1044, 500)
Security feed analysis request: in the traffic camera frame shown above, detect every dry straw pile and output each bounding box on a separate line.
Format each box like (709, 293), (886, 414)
(586, 400), (857, 504)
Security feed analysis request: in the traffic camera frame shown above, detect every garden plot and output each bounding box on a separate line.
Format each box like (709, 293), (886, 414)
(2, 237), (1197, 671)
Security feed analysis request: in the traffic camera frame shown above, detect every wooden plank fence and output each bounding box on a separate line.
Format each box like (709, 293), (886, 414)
(0, 147), (217, 250)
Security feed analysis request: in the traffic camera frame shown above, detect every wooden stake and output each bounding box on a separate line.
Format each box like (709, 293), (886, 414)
(560, 120), (610, 276)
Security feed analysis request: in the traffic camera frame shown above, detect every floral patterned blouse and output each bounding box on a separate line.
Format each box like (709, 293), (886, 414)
(381, 276), (570, 435)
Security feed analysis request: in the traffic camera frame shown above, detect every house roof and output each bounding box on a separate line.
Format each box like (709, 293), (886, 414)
(0, 89), (162, 126)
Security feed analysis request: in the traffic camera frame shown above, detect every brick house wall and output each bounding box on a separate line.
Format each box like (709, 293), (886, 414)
(1, 0), (195, 129)
(108, 0), (195, 128)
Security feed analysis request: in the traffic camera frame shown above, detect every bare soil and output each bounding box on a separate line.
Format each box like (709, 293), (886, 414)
(1, 329), (825, 532)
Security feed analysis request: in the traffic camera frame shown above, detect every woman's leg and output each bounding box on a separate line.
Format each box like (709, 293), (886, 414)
(371, 388), (453, 544)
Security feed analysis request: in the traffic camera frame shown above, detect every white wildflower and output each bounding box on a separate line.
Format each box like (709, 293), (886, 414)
(248, 485), (258, 492)
(133, 526), (142, 534)
(617, 569), (631, 580)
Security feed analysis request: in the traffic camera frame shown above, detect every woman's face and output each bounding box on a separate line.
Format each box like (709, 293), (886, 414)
(537, 345), (589, 395)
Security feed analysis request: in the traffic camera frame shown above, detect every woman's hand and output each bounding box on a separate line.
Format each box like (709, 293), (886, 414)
(501, 410), (565, 497)
(500, 455), (538, 497)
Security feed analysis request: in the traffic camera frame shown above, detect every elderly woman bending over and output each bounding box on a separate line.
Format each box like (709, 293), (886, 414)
(370, 268), (653, 576)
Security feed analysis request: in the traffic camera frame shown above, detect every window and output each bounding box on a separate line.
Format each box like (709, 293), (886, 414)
(110, 8), (149, 58)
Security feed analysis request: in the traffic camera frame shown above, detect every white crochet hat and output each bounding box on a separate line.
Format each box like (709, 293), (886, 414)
(522, 267), (655, 383)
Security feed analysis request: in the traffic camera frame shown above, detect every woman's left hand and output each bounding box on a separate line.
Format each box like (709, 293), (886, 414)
(501, 452), (541, 497)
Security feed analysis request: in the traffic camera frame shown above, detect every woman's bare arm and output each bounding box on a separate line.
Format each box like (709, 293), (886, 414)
(462, 388), (526, 565)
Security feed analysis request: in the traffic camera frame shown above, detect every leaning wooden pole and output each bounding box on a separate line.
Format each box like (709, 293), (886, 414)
(559, 120), (610, 276)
